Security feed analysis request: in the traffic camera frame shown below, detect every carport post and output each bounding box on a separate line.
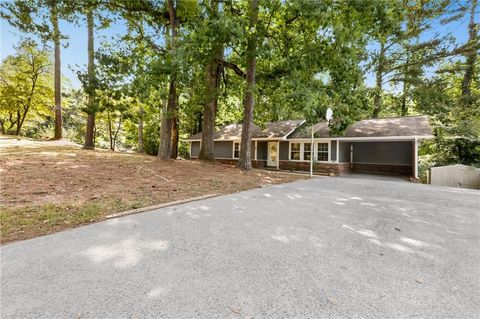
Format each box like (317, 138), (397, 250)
(277, 141), (280, 170)
(336, 140), (339, 163)
(414, 138), (418, 179)
(310, 127), (314, 177)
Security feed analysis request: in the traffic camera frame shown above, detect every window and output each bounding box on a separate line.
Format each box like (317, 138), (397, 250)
(303, 143), (312, 161)
(290, 143), (300, 160)
(317, 142), (329, 161)
(233, 142), (240, 158)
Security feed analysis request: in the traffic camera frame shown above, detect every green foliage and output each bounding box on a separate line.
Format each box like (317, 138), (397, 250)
(416, 60), (480, 167)
(0, 40), (54, 135)
(143, 118), (160, 156)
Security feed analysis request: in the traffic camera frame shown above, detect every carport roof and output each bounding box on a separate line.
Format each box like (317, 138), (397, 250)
(288, 115), (433, 139)
(344, 115), (432, 138)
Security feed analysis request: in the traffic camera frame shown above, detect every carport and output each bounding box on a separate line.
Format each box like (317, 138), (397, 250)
(337, 138), (419, 177)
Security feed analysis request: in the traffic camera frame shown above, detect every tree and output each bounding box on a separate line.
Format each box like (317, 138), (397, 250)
(198, 0), (225, 161)
(138, 105), (144, 152)
(83, 6), (96, 149)
(108, 0), (198, 159)
(98, 91), (130, 151)
(461, 0), (478, 100)
(0, 40), (53, 135)
(158, 0), (179, 160)
(50, 0), (62, 139)
(0, 0), (73, 139)
(238, 0), (259, 170)
(367, 1), (449, 117)
(367, 0), (476, 118)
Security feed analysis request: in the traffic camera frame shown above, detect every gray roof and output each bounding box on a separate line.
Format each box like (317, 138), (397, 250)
(187, 120), (304, 140)
(344, 115), (432, 137)
(258, 120), (305, 138)
(288, 122), (332, 139)
(187, 116), (432, 141)
(289, 115), (432, 139)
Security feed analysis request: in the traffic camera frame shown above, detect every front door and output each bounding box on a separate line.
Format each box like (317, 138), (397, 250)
(267, 142), (278, 167)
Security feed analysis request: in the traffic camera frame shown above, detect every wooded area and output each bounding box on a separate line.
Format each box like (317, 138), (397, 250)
(1, 0), (479, 171)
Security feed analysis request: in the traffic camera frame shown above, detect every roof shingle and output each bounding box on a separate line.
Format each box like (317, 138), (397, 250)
(344, 115), (432, 137)
(187, 116), (432, 141)
(187, 120), (304, 140)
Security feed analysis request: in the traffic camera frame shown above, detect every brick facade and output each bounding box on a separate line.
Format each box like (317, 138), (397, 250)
(207, 159), (411, 176)
(351, 163), (412, 175)
(215, 158), (352, 175)
(215, 159), (268, 169)
(279, 161), (351, 175)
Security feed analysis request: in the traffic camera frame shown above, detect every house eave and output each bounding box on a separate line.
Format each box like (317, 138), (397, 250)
(334, 135), (434, 142)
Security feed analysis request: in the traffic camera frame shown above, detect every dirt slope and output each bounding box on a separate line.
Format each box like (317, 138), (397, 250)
(0, 136), (305, 243)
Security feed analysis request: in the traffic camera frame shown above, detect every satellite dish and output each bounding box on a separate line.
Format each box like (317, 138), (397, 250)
(326, 108), (333, 121)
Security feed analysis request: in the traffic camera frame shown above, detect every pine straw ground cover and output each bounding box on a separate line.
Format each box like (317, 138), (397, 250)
(0, 136), (305, 243)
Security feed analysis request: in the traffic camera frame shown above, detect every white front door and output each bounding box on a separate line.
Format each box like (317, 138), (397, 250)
(267, 142), (278, 167)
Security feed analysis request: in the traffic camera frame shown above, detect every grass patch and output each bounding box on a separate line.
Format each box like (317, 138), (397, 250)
(0, 196), (163, 243)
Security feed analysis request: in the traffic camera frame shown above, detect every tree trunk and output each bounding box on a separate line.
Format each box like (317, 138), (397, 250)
(199, 0), (224, 162)
(159, 94), (170, 158)
(159, 81), (176, 159)
(400, 80), (409, 116)
(113, 114), (122, 151)
(461, 0), (477, 99)
(138, 106), (144, 153)
(84, 8), (96, 149)
(7, 113), (15, 132)
(51, 1), (62, 139)
(85, 114), (95, 148)
(17, 108), (29, 135)
(372, 41), (385, 118)
(237, 0), (259, 171)
(158, 0), (178, 160)
(107, 109), (114, 151)
(171, 114), (179, 159)
(15, 110), (21, 135)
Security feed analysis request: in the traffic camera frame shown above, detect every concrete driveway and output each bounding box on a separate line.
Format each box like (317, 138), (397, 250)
(1, 176), (479, 318)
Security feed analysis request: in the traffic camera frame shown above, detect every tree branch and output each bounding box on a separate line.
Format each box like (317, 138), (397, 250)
(217, 59), (246, 78)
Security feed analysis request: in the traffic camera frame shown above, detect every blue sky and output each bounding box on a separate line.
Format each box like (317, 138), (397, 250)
(0, 5), (474, 89)
(1, 16), (128, 88)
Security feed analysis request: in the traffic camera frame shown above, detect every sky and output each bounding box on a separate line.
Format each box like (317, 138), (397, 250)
(1, 16), (128, 88)
(0, 4), (475, 90)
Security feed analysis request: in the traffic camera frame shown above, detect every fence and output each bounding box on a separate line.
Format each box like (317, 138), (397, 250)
(429, 164), (480, 190)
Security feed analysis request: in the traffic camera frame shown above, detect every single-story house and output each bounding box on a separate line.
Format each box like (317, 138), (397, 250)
(186, 115), (433, 178)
